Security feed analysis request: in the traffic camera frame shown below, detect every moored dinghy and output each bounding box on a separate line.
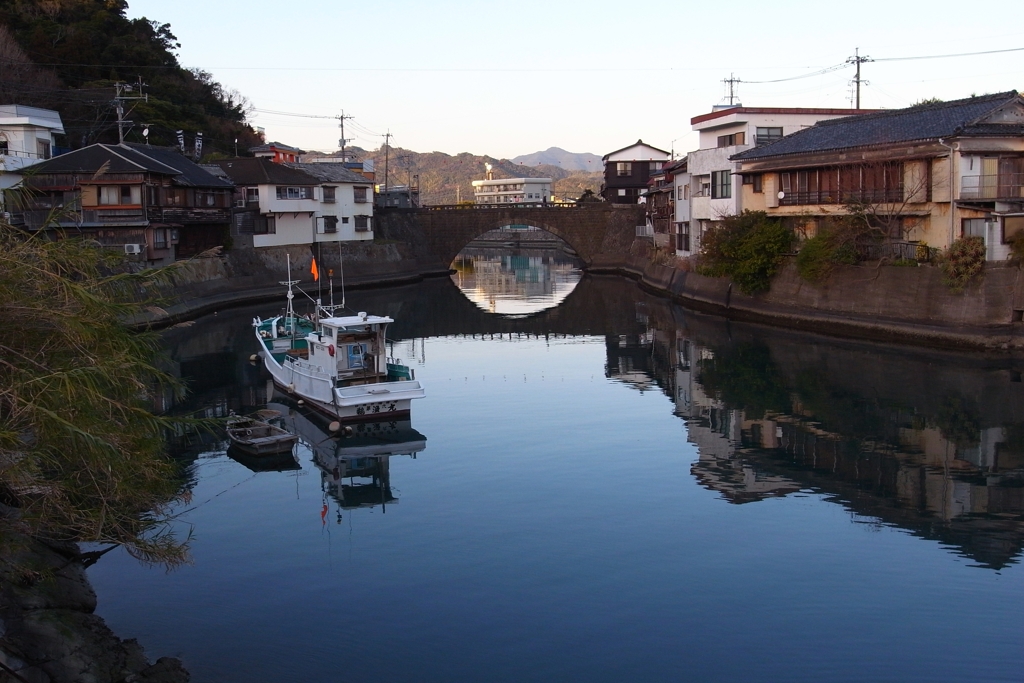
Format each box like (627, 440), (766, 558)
(226, 416), (298, 455)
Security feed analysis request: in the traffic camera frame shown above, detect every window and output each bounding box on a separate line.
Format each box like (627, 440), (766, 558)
(755, 127), (784, 146)
(0, 140), (8, 154)
(322, 186), (336, 203)
(678, 222), (691, 252)
(618, 188), (627, 196)
(752, 174), (763, 193)
(717, 132), (745, 148)
(198, 192), (216, 207)
(254, 215), (276, 234)
(341, 216), (349, 224)
(164, 187), (187, 206)
(354, 215), (370, 231)
(963, 218), (986, 238)
(743, 174), (763, 193)
(323, 215), (338, 233)
(37, 139), (51, 159)
(153, 228), (167, 250)
(1004, 216), (1024, 244)
(354, 187), (368, 203)
(99, 185), (141, 205)
(245, 187), (259, 202)
(276, 186), (313, 199)
(650, 161), (662, 173)
(616, 162), (632, 177)
(711, 170), (731, 199)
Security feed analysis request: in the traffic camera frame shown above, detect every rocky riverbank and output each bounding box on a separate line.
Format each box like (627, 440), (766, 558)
(0, 518), (188, 683)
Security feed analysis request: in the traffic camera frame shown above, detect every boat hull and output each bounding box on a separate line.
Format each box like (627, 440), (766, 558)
(257, 329), (425, 423)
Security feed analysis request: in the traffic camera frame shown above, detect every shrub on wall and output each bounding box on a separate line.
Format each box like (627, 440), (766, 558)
(795, 229), (858, 283)
(1008, 231), (1024, 262)
(939, 236), (985, 293)
(697, 211), (794, 294)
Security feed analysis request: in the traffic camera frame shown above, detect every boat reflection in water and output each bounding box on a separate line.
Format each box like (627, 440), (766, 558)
(268, 396), (426, 517)
(227, 443), (301, 473)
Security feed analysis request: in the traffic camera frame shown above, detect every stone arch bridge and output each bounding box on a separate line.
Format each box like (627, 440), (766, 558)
(375, 204), (646, 272)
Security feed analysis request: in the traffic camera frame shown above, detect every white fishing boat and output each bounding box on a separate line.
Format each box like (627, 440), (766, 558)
(252, 256), (425, 423)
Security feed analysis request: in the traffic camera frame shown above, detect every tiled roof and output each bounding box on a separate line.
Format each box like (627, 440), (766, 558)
(212, 157), (319, 185)
(732, 91), (1022, 162)
(23, 143), (233, 190)
(124, 144), (233, 188)
(283, 162), (370, 184)
(602, 139), (671, 161)
(25, 143), (181, 175)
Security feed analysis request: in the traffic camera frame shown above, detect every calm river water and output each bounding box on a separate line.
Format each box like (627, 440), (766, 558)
(88, 247), (1024, 682)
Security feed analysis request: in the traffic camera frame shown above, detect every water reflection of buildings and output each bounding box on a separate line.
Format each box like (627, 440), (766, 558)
(606, 314), (1024, 569)
(270, 399), (426, 515)
(451, 247), (581, 315)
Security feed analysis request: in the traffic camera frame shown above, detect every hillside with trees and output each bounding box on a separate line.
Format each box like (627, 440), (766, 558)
(314, 146), (603, 205)
(0, 0), (260, 156)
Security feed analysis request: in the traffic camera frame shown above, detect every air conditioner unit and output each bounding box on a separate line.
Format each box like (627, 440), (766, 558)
(124, 243), (144, 255)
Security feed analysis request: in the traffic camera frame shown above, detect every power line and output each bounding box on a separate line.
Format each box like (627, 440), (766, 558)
(874, 46), (1024, 62)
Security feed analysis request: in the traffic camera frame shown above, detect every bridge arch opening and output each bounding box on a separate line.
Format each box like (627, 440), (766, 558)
(451, 226), (584, 317)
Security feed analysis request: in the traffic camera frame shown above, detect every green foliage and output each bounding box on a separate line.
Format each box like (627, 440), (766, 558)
(697, 343), (792, 418)
(796, 225), (863, 283)
(697, 211), (794, 294)
(1008, 231), (1024, 262)
(935, 396), (981, 447)
(890, 258), (918, 267)
(0, 1), (260, 154)
(0, 220), (193, 566)
(939, 236), (985, 293)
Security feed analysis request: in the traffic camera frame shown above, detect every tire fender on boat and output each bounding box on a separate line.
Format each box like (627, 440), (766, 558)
(328, 344), (335, 357)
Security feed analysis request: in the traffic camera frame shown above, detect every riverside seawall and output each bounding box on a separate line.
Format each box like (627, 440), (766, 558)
(147, 225), (1024, 352)
(590, 241), (1024, 352)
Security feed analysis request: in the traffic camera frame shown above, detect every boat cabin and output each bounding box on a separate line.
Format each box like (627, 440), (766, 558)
(305, 312), (393, 383)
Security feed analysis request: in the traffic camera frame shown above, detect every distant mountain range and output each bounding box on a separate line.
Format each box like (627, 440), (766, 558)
(311, 146), (603, 205)
(511, 147), (603, 172)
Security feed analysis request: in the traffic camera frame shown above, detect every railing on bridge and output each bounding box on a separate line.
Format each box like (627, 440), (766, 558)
(418, 202), (582, 211)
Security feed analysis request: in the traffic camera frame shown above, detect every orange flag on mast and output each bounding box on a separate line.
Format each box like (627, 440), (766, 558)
(311, 256), (319, 281)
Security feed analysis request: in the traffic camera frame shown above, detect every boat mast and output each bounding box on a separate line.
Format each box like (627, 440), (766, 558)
(280, 253), (300, 332)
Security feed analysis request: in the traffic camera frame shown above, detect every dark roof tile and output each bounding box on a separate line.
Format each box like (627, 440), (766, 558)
(732, 91), (1022, 162)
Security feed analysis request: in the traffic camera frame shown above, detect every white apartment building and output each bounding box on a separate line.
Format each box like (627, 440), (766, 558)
(0, 105), (65, 209)
(472, 172), (552, 205)
(683, 105), (876, 256)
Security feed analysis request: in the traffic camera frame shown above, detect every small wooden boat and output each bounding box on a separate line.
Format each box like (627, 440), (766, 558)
(226, 416), (298, 455)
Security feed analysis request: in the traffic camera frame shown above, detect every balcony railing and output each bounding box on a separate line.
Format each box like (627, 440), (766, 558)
(959, 174), (1024, 200)
(779, 188), (904, 206)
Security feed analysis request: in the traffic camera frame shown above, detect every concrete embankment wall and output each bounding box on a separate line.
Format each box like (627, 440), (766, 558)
(591, 243), (1024, 351)
(140, 240), (444, 327)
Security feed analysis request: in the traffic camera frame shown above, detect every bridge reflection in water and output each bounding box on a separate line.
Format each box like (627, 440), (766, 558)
(451, 239), (583, 316)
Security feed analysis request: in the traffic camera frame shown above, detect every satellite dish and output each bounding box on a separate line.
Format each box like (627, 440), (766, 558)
(777, 191), (785, 199)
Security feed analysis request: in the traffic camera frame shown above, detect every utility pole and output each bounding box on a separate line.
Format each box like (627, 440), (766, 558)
(722, 74), (740, 106)
(113, 79), (148, 144)
(383, 131), (392, 201)
(847, 48), (872, 109)
(337, 110), (353, 160)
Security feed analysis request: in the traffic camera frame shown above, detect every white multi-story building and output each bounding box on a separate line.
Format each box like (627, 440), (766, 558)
(472, 166), (552, 205)
(215, 157), (374, 248)
(0, 105), (65, 209)
(683, 105), (876, 256)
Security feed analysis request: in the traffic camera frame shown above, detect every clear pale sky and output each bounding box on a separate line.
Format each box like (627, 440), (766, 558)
(125, 0), (1023, 159)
